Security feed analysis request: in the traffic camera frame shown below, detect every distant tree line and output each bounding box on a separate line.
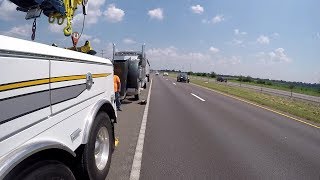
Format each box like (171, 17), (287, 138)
(158, 69), (320, 93)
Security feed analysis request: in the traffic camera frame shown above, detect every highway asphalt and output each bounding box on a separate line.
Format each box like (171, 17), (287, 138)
(107, 82), (151, 180)
(138, 75), (320, 179)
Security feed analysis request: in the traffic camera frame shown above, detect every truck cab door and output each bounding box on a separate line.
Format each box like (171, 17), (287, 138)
(0, 52), (50, 157)
(49, 54), (112, 144)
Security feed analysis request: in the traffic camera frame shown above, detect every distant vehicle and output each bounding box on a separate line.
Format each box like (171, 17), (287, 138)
(163, 72), (169, 76)
(217, 76), (227, 82)
(155, 71), (160, 75)
(177, 73), (189, 83)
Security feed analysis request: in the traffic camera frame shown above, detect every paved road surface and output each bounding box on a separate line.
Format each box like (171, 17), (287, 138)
(107, 82), (151, 180)
(139, 75), (320, 179)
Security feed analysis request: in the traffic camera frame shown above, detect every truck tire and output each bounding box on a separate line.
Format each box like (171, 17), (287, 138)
(80, 112), (114, 180)
(7, 160), (75, 180)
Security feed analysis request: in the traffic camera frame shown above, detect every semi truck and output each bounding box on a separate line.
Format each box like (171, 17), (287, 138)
(0, 35), (117, 180)
(113, 45), (150, 100)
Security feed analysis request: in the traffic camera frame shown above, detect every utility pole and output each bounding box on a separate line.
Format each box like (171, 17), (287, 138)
(112, 43), (116, 64)
(100, 50), (104, 58)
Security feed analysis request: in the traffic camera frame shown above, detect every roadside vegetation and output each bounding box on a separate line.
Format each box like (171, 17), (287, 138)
(167, 72), (320, 124)
(163, 69), (320, 97)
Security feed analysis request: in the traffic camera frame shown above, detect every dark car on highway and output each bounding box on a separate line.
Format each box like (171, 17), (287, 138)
(217, 76), (227, 82)
(177, 73), (190, 83)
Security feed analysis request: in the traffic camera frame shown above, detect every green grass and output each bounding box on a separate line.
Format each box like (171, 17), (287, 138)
(227, 79), (320, 97)
(189, 77), (320, 124)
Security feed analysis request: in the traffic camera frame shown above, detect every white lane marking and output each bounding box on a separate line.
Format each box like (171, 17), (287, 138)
(130, 79), (153, 180)
(166, 79), (168, 80)
(191, 93), (206, 102)
(173, 82), (176, 85)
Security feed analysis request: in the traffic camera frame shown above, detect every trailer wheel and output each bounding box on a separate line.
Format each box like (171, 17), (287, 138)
(81, 112), (114, 180)
(7, 160), (75, 180)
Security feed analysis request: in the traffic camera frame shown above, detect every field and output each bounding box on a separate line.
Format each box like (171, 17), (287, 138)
(228, 79), (320, 97)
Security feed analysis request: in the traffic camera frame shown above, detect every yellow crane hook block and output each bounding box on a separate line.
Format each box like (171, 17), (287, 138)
(48, 0), (83, 36)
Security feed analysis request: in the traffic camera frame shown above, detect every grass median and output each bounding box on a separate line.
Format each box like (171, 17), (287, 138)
(228, 79), (320, 97)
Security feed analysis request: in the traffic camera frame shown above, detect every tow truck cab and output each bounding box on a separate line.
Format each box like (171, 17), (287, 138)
(0, 35), (116, 180)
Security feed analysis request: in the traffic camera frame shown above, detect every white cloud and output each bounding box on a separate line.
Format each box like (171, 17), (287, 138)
(202, 15), (225, 24)
(257, 35), (270, 45)
(230, 39), (244, 46)
(256, 48), (291, 63)
(209, 46), (220, 53)
(89, 0), (105, 8)
(212, 15), (225, 24)
(79, 34), (92, 40)
(0, 0), (21, 21)
(316, 32), (320, 39)
(217, 56), (241, 65)
(92, 38), (101, 44)
(6, 24), (30, 38)
(103, 4), (125, 23)
(234, 29), (247, 35)
(146, 46), (243, 73)
(48, 23), (66, 33)
(72, 0), (105, 26)
(123, 38), (136, 44)
(271, 32), (280, 38)
(190, 5), (204, 14)
(234, 29), (239, 35)
(147, 46), (178, 57)
(146, 46), (213, 71)
(201, 19), (209, 24)
(148, 8), (164, 20)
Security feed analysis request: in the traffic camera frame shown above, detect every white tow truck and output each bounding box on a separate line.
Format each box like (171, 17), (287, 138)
(0, 35), (117, 180)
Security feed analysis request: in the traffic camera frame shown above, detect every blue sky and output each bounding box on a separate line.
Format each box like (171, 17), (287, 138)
(0, 0), (320, 83)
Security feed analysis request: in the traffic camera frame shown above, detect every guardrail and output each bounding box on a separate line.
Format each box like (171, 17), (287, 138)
(191, 76), (320, 104)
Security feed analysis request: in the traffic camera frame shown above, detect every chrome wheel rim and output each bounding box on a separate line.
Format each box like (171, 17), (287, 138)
(94, 126), (110, 170)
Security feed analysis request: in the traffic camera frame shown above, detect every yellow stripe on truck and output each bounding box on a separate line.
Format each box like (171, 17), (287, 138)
(50, 75), (87, 83)
(92, 73), (111, 78)
(0, 78), (50, 91)
(0, 73), (111, 92)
